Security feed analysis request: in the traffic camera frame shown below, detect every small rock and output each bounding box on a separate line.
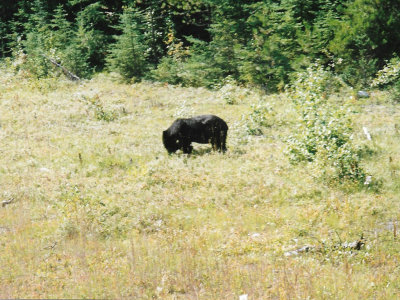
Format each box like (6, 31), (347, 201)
(357, 91), (370, 98)
(250, 233), (261, 239)
(284, 245), (314, 257)
(239, 294), (248, 300)
(341, 239), (365, 250)
(284, 250), (298, 257)
(362, 127), (372, 140)
(0, 226), (10, 234)
(384, 221), (398, 231)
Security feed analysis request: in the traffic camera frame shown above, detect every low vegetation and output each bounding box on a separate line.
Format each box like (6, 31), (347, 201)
(1, 64), (400, 298)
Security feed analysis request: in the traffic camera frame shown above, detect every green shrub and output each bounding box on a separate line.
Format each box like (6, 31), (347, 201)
(286, 63), (365, 184)
(82, 94), (118, 122)
(245, 101), (275, 136)
(58, 185), (131, 239)
(217, 76), (248, 105)
(371, 57), (400, 102)
(151, 56), (184, 85)
(150, 32), (190, 85)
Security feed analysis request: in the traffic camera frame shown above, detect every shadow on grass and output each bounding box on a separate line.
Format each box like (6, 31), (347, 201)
(167, 147), (228, 157)
(191, 147), (214, 156)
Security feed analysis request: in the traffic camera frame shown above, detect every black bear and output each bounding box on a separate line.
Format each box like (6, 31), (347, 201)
(162, 115), (228, 154)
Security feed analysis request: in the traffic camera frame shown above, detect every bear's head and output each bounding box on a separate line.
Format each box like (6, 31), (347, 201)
(162, 130), (180, 153)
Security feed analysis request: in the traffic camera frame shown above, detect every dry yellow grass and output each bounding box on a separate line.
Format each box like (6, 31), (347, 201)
(1, 69), (400, 299)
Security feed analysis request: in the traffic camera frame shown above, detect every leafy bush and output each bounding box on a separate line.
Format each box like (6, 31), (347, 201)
(286, 63), (365, 184)
(81, 94), (119, 122)
(217, 76), (250, 105)
(58, 185), (132, 239)
(245, 101), (275, 136)
(151, 56), (184, 85)
(371, 57), (400, 102)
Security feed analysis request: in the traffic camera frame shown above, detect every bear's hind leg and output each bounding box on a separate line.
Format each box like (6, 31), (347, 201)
(220, 130), (227, 152)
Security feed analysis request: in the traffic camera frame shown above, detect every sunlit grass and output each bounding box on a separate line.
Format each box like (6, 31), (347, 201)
(1, 69), (400, 298)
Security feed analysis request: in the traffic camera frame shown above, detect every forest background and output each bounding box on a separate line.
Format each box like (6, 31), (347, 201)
(1, 0), (400, 90)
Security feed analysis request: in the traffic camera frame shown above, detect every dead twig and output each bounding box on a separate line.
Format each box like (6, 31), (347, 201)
(41, 54), (80, 81)
(2, 198), (14, 207)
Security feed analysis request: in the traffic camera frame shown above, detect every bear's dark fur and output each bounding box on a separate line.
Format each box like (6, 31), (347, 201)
(162, 115), (228, 154)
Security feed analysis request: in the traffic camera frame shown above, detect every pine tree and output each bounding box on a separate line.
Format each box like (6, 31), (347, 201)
(106, 7), (148, 81)
(22, 0), (53, 77)
(76, 2), (110, 70)
(50, 4), (73, 54)
(330, 0), (400, 86)
(48, 4), (86, 79)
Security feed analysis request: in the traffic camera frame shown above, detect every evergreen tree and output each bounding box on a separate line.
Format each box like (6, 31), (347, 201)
(106, 7), (148, 80)
(22, 0), (53, 77)
(61, 15), (92, 78)
(74, 2), (109, 71)
(0, 22), (6, 58)
(236, 1), (300, 90)
(0, 0), (26, 57)
(49, 4), (88, 78)
(51, 4), (73, 52)
(133, 0), (173, 65)
(330, 0), (400, 86)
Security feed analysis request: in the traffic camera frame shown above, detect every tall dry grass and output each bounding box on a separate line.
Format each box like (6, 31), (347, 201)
(1, 69), (400, 298)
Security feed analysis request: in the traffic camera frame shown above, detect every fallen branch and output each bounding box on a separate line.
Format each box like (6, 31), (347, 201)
(2, 198), (14, 207)
(41, 54), (80, 81)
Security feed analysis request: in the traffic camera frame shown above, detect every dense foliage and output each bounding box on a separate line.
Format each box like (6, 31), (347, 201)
(286, 63), (365, 184)
(1, 0), (400, 89)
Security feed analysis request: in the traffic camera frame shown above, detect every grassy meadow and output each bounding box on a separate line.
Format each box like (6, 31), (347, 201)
(1, 69), (400, 299)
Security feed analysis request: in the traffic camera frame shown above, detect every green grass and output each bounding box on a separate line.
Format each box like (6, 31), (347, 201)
(1, 70), (400, 299)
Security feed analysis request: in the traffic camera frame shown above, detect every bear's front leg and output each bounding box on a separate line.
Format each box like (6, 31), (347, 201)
(182, 144), (193, 154)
